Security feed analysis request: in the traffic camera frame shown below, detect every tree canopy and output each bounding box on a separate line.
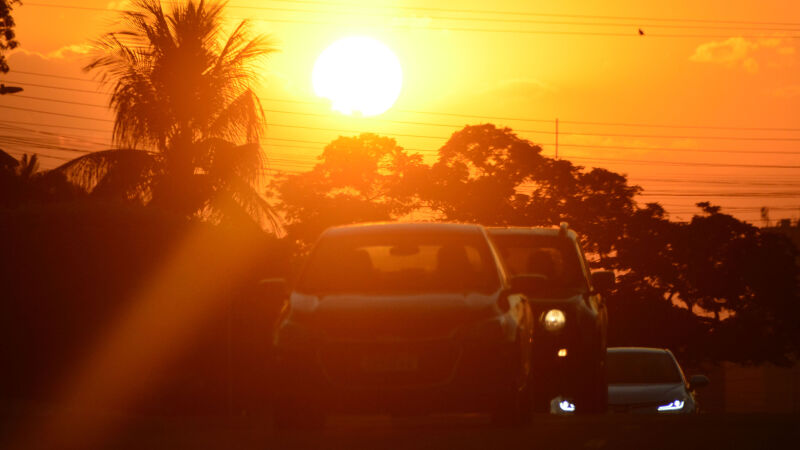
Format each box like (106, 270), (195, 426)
(270, 133), (426, 247)
(271, 124), (800, 365)
(0, 0), (20, 74)
(53, 0), (277, 229)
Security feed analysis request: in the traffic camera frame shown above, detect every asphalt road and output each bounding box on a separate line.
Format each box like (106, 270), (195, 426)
(3, 409), (800, 450)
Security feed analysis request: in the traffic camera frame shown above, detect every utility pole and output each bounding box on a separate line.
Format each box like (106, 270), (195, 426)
(555, 118), (559, 159)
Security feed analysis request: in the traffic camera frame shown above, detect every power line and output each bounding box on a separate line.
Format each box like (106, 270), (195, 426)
(0, 119), (109, 133)
(9, 70), (96, 83)
(260, 99), (800, 133)
(3, 110), (800, 171)
(254, 0), (800, 27)
(6, 99), (799, 144)
(568, 155), (800, 169)
(27, 0), (800, 27)
(2, 148), (75, 162)
(172, 2), (800, 32)
(632, 176), (800, 187)
(640, 191), (800, 198)
(22, 2), (800, 38)
(13, 94), (107, 109)
(0, 134), (106, 149)
(10, 73), (800, 134)
(0, 79), (107, 95)
(558, 143), (800, 156)
(262, 107), (800, 140)
(0, 105), (113, 123)
(0, 125), (111, 149)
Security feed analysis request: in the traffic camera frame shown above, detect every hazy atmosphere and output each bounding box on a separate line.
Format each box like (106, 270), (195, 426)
(4, 0), (799, 223)
(1, 1), (799, 449)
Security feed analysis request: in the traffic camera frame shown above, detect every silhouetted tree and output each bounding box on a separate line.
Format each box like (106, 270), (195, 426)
(272, 124), (800, 365)
(0, 1), (20, 74)
(0, 152), (82, 208)
(613, 201), (800, 364)
(421, 124), (547, 224)
(56, 0), (277, 229)
(420, 124), (640, 262)
(270, 133), (426, 247)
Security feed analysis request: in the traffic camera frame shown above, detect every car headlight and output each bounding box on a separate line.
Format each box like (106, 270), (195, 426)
(657, 400), (685, 412)
(543, 309), (566, 332)
(559, 400), (576, 412)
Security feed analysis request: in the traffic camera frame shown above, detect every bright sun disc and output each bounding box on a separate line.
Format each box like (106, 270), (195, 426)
(312, 36), (402, 117)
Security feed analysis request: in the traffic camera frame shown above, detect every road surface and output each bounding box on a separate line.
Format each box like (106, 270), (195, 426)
(2, 407), (799, 450)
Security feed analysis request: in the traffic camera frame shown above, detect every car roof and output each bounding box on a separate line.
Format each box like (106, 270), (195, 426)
(487, 226), (578, 241)
(323, 222), (486, 236)
(607, 347), (673, 355)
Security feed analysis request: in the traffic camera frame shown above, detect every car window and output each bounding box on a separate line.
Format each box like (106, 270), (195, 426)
(489, 234), (587, 291)
(298, 230), (501, 295)
(607, 352), (683, 384)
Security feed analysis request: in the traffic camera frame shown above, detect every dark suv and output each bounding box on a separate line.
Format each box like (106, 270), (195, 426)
(268, 223), (536, 428)
(488, 224), (614, 413)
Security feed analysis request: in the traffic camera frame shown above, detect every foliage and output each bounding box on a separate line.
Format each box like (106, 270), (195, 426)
(57, 0), (277, 229)
(421, 124), (546, 224)
(0, 151), (84, 208)
(0, 0), (20, 74)
(271, 124), (800, 365)
(270, 133), (426, 247)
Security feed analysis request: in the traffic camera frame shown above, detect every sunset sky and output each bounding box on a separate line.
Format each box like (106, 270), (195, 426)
(2, 0), (798, 224)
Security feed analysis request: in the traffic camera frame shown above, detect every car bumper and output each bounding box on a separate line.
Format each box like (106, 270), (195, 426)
(274, 338), (522, 414)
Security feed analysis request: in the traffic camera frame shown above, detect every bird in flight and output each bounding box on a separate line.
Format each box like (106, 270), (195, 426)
(638, 28), (645, 36)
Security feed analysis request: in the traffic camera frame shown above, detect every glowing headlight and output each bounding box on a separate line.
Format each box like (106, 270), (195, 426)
(559, 400), (575, 412)
(657, 400), (685, 412)
(543, 309), (566, 332)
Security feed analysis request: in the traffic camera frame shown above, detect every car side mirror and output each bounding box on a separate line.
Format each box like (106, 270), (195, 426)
(591, 271), (615, 293)
(510, 274), (550, 295)
(689, 374), (709, 389)
(259, 278), (288, 302)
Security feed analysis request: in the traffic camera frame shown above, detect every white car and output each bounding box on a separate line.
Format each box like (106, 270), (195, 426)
(552, 347), (709, 414)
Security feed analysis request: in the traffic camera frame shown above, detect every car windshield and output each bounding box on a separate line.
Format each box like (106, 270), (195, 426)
(298, 229), (501, 295)
(489, 233), (587, 291)
(607, 351), (683, 384)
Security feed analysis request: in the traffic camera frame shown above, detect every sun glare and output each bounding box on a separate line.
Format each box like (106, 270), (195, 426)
(312, 36), (403, 117)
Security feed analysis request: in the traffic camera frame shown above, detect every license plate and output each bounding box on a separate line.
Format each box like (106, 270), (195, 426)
(360, 352), (418, 372)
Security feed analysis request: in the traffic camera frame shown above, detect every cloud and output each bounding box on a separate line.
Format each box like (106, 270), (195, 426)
(6, 44), (93, 85)
(690, 37), (759, 71)
(690, 37), (797, 72)
(11, 43), (91, 62)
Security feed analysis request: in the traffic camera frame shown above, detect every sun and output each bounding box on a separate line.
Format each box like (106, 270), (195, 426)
(312, 36), (403, 117)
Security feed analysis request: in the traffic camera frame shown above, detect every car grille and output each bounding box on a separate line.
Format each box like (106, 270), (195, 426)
(319, 339), (461, 388)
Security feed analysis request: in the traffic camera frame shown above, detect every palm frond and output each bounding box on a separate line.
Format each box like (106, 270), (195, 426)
(53, 149), (161, 201)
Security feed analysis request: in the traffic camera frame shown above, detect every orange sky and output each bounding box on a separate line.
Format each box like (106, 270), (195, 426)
(2, 0), (799, 224)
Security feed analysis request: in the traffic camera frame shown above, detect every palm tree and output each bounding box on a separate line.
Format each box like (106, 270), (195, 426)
(56, 0), (278, 229)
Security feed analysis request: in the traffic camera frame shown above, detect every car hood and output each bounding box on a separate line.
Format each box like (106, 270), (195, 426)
(608, 383), (687, 406)
(288, 291), (502, 339)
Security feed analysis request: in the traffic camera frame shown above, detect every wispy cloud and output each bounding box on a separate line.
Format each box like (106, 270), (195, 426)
(12, 43), (91, 61)
(690, 37), (797, 73)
